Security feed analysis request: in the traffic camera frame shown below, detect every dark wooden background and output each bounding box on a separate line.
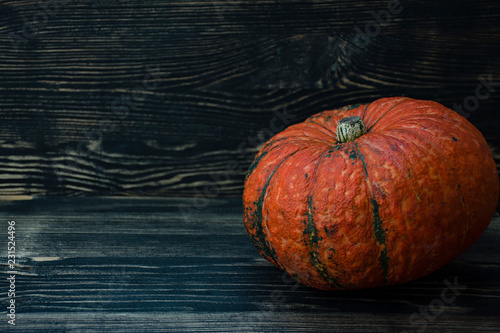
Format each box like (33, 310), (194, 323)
(0, 0), (498, 200)
(1, 2), (500, 332)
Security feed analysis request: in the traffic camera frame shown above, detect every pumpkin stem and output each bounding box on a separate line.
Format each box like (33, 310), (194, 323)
(337, 116), (367, 143)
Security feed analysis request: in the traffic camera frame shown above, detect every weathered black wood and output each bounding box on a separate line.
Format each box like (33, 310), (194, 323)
(0, 197), (499, 332)
(0, 1), (499, 197)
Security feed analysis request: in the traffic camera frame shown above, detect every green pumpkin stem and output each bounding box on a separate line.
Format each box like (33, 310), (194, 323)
(337, 116), (367, 143)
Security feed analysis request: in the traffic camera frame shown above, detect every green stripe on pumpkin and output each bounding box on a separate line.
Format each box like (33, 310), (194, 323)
(306, 195), (344, 289)
(247, 171), (279, 265)
(246, 147), (306, 267)
(371, 198), (390, 283)
(245, 137), (289, 181)
(246, 150), (268, 181)
(354, 143), (390, 283)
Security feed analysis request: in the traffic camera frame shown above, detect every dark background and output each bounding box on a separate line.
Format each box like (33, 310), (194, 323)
(1, 2), (500, 332)
(0, 0), (498, 201)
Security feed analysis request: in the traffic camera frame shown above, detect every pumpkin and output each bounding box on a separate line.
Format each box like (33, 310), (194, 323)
(243, 97), (499, 290)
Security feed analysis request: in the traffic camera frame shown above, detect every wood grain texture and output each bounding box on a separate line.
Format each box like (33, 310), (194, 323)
(0, 0), (499, 198)
(0, 197), (499, 332)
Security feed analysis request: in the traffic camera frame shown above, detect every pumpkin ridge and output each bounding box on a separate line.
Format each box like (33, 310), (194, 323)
(390, 127), (471, 250)
(307, 119), (336, 135)
(366, 98), (409, 132)
(382, 128), (463, 205)
(354, 142), (390, 283)
(246, 150), (269, 181)
(248, 146), (312, 268)
(306, 150), (345, 289)
(260, 136), (289, 153)
(372, 130), (428, 202)
(383, 114), (466, 130)
(246, 137), (290, 180)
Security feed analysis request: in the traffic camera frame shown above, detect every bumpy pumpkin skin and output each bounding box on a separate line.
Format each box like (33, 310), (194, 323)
(243, 97), (499, 290)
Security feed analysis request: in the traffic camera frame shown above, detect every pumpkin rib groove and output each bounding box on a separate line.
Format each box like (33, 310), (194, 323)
(389, 127), (471, 250)
(354, 142), (390, 284)
(249, 146), (313, 269)
(361, 104), (369, 123)
(306, 148), (345, 290)
(366, 98), (409, 132)
(305, 119), (339, 141)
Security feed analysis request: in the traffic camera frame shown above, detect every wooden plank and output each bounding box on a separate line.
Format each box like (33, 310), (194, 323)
(8, 313), (500, 333)
(0, 0), (499, 197)
(0, 197), (499, 332)
(0, 89), (498, 197)
(2, 1), (499, 90)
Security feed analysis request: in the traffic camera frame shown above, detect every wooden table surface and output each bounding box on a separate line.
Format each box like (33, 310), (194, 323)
(1, 196), (499, 332)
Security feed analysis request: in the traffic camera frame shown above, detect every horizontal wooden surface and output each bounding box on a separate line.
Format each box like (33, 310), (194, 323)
(0, 196), (499, 332)
(0, 0), (499, 197)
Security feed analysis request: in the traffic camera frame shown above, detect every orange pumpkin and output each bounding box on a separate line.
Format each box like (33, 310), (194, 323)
(243, 97), (499, 290)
